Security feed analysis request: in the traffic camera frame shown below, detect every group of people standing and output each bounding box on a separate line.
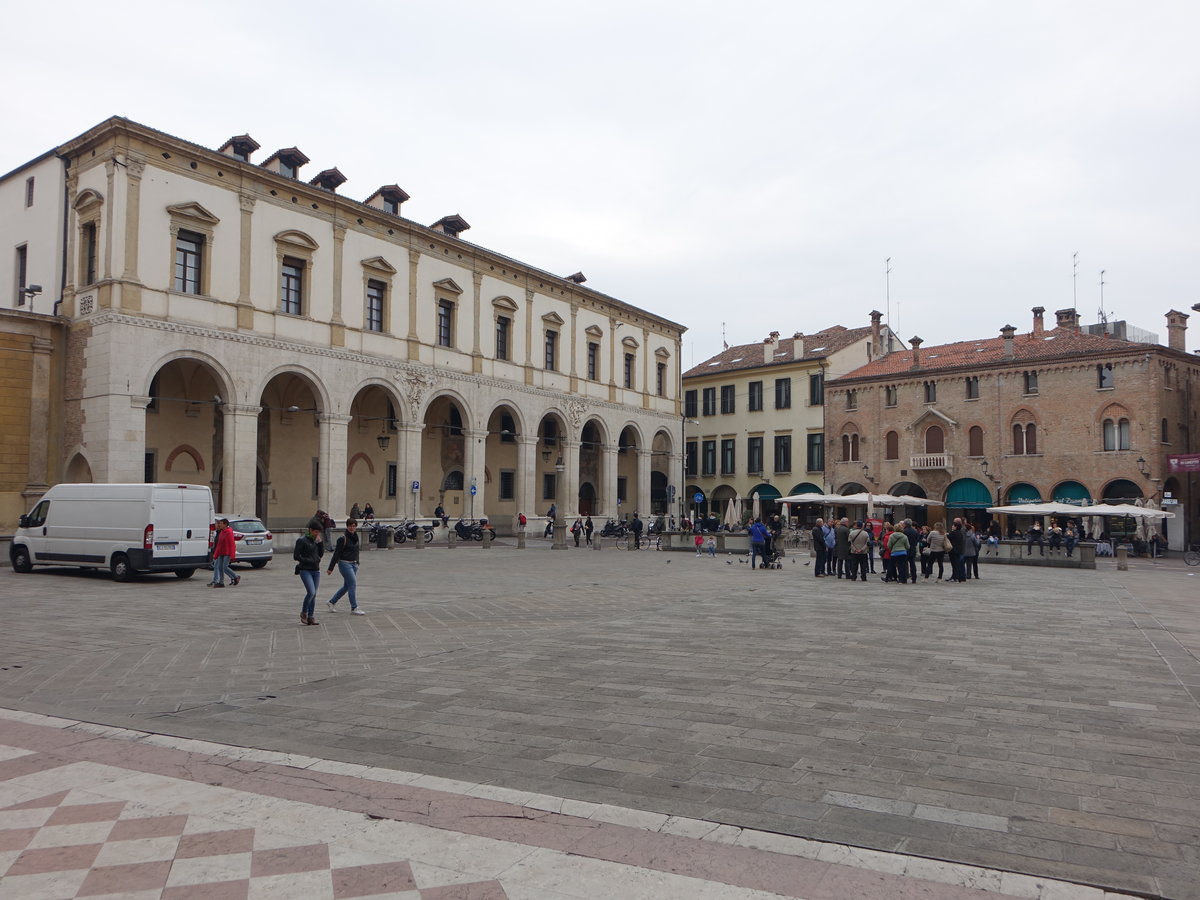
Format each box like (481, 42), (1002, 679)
(810, 517), (983, 584)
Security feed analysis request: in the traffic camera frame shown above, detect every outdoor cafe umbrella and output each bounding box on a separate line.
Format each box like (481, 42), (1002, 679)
(723, 497), (740, 530)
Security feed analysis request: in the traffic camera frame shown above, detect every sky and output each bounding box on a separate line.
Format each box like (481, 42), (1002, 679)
(6, 1), (1199, 364)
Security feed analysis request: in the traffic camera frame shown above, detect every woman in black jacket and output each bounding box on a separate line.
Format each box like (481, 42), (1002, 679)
(293, 524), (324, 625)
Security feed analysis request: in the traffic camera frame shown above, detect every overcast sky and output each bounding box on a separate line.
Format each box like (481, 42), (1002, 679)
(7, 1), (1198, 362)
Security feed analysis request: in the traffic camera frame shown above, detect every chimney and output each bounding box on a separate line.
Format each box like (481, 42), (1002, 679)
(763, 331), (780, 364)
(1032, 306), (1045, 335)
(1000, 324), (1016, 360)
(1166, 309), (1190, 352)
(1054, 307), (1080, 331)
(909, 336), (923, 370)
(869, 309), (883, 359)
(792, 332), (805, 359)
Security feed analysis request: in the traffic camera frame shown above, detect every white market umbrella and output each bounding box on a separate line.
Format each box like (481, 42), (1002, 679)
(723, 497), (740, 530)
(751, 493), (762, 523)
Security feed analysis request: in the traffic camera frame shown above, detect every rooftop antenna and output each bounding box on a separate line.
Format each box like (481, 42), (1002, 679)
(1072, 251), (1078, 308)
(1098, 269), (1108, 326)
(885, 257), (893, 329)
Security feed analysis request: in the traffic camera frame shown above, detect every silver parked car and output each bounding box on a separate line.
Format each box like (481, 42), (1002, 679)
(214, 514), (274, 568)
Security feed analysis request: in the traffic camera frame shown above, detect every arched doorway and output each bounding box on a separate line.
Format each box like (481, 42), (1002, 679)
(650, 428), (674, 516)
(257, 371), (323, 528)
(424, 396), (468, 520)
(924, 425), (945, 454)
(1101, 479), (1143, 503)
(536, 412), (568, 517)
(484, 404), (522, 522)
(617, 425), (641, 515)
(348, 384), (403, 517)
(1051, 480), (1091, 506)
(65, 452), (93, 484)
(144, 358), (227, 491)
(580, 419), (607, 514)
(945, 477), (993, 528)
(579, 482), (597, 516)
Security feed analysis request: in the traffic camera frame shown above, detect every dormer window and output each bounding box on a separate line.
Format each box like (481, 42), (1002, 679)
(309, 168), (347, 192)
(366, 185), (410, 216)
(218, 134), (261, 162)
(431, 214), (470, 238)
(262, 147), (310, 180)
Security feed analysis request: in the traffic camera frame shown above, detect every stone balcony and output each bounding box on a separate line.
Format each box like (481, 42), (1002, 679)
(911, 453), (953, 470)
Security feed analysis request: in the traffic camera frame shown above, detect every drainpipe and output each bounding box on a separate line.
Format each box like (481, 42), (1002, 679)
(53, 154), (70, 317)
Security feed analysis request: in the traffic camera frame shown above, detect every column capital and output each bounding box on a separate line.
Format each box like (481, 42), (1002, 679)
(224, 404), (262, 417)
(319, 413), (354, 426)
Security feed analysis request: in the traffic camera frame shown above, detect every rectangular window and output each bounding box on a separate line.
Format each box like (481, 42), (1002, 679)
(15, 244), (27, 306)
(965, 376), (980, 400)
(588, 342), (599, 380)
(748, 381), (763, 411)
(500, 413), (515, 441)
(544, 329), (558, 370)
(499, 469), (515, 500)
(923, 381), (937, 403)
(366, 279), (386, 332)
(885, 385), (897, 407)
(144, 451), (156, 483)
(1024, 371), (1039, 395)
(685, 441), (698, 477)
(656, 362), (666, 397)
(82, 222), (97, 285)
(774, 434), (792, 473)
(1098, 363), (1114, 389)
(617, 476), (627, 503)
(543, 472), (557, 501)
(702, 440), (716, 476)
(174, 229), (203, 294)
(280, 257), (303, 315)
(387, 462), (398, 497)
(775, 378), (791, 409)
(495, 316), (510, 360)
(25, 176), (34, 208)
(720, 384), (735, 414)
(846, 390), (857, 410)
(684, 389), (698, 419)
(747, 436), (763, 474)
(806, 433), (824, 472)
(382, 197), (399, 215)
(720, 439), (735, 475)
(437, 300), (454, 347)
(623, 353), (635, 389)
(809, 373), (824, 406)
(702, 387), (716, 416)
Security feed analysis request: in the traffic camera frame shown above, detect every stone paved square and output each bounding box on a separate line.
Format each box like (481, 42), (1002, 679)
(1, 545), (1198, 898)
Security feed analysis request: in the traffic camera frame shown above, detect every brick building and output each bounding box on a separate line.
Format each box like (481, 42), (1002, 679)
(824, 307), (1200, 549)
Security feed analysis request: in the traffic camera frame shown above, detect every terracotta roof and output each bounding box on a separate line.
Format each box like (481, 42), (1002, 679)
(831, 327), (1151, 383)
(683, 325), (872, 378)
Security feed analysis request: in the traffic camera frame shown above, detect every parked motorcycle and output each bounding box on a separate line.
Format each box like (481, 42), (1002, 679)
(599, 519), (628, 538)
(454, 518), (486, 541)
(393, 519), (434, 544)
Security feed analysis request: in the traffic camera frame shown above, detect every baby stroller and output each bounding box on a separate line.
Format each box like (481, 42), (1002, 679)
(759, 540), (784, 569)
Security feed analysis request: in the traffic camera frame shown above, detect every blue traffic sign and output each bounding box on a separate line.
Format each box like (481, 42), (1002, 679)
(693, 492), (705, 504)
(411, 480), (420, 492)
(469, 484), (477, 496)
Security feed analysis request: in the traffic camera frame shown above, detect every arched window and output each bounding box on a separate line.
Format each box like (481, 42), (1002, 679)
(841, 434), (851, 462)
(1013, 423), (1025, 455)
(1025, 423), (1037, 455)
(1103, 418), (1115, 451)
(924, 425), (944, 454)
(968, 426), (983, 457)
(885, 430), (899, 460)
(850, 434), (860, 462)
(1118, 418), (1130, 450)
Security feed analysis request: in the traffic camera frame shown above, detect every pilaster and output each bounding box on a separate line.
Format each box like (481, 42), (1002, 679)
(24, 337), (54, 492)
(637, 448), (653, 517)
(523, 288), (535, 385)
(602, 444), (619, 517)
(237, 193), (256, 329)
(517, 436), (538, 522)
(471, 271), (483, 373)
(562, 438), (581, 516)
(406, 249), (420, 360)
(330, 222), (346, 347)
(120, 155), (145, 312)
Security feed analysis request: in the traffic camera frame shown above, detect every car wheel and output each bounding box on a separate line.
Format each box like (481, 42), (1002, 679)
(111, 553), (134, 582)
(11, 546), (33, 573)
(175, 568), (196, 579)
(250, 559), (269, 569)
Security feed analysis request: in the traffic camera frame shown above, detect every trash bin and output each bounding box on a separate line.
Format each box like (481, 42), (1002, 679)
(375, 526), (391, 550)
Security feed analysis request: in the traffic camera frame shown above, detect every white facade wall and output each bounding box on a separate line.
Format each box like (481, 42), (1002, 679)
(0, 154), (65, 313)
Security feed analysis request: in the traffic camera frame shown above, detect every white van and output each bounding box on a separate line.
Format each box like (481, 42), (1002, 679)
(11, 483), (215, 581)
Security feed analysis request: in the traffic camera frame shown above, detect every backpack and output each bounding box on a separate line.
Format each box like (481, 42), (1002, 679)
(823, 526), (836, 549)
(518, 513), (527, 526)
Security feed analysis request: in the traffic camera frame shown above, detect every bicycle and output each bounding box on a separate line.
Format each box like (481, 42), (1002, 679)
(1185, 543), (1200, 567)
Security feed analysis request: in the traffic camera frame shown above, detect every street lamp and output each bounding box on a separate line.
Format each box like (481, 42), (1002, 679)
(552, 456), (568, 549)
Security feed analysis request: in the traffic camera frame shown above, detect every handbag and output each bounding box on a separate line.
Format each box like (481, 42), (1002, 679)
(921, 547), (931, 557)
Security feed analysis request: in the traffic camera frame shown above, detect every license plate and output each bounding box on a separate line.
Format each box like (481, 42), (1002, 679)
(156, 543), (178, 551)
(245, 538), (262, 544)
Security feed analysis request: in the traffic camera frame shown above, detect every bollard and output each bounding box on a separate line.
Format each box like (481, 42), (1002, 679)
(517, 532), (526, 550)
(414, 526), (424, 550)
(448, 529), (457, 550)
(1116, 545), (1127, 571)
(483, 529), (493, 550)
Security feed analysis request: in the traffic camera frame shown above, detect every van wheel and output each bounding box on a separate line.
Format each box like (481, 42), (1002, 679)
(249, 560), (269, 569)
(111, 554), (134, 582)
(175, 569), (196, 580)
(11, 547), (32, 573)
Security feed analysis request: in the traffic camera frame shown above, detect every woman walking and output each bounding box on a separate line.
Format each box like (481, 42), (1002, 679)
(964, 523), (981, 580)
(209, 518), (238, 588)
(294, 524), (324, 626)
(326, 518), (364, 615)
(926, 522), (948, 581)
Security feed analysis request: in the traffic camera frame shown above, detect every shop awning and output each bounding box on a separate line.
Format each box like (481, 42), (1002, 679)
(1051, 481), (1091, 504)
(944, 478), (993, 508)
(1006, 483), (1041, 504)
(749, 483), (781, 500)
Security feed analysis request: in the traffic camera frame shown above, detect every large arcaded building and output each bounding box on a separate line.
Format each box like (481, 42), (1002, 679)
(0, 117), (686, 530)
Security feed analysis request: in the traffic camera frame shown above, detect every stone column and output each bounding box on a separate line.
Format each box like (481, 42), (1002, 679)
(561, 438), (580, 517)
(399, 423), (425, 519)
(223, 405), (262, 516)
(464, 428), (488, 520)
(637, 448), (653, 517)
(601, 444), (619, 518)
(517, 436), (538, 522)
(318, 413), (353, 518)
(86, 394), (149, 483)
(668, 452), (683, 520)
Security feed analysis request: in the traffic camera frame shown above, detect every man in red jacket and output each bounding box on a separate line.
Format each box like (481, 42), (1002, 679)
(209, 518), (239, 588)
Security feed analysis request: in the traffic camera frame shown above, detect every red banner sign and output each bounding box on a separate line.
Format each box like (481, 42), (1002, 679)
(1168, 453), (1200, 473)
